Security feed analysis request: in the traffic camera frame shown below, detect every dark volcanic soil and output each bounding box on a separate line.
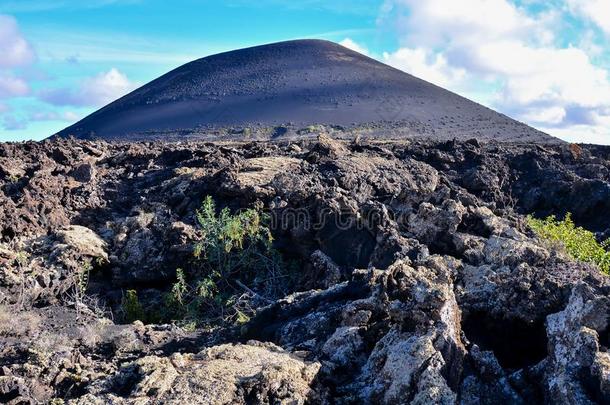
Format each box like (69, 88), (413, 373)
(56, 40), (555, 144)
(1, 135), (610, 404)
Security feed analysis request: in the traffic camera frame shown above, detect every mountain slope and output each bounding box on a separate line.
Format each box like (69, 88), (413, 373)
(55, 39), (556, 142)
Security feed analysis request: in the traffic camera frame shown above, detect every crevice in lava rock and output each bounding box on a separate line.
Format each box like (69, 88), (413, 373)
(108, 366), (142, 398)
(0, 389), (20, 403)
(462, 311), (548, 370)
(581, 367), (610, 404)
(0, 227), (15, 242)
(315, 214), (376, 268)
(457, 211), (492, 238)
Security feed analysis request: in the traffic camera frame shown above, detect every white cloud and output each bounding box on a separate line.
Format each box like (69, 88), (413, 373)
(0, 14), (33, 131)
(0, 15), (138, 135)
(567, 0), (610, 35)
(0, 73), (29, 98)
(468, 42), (610, 109)
(539, 123), (610, 145)
(339, 38), (370, 55)
(29, 110), (80, 122)
(382, 47), (466, 88)
(0, 14), (36, 68)
(40, 68), (137, 107)
(520, 106), (567, 126)
(80, 68), (137, 105)
(379, 0), (610, 143)
(383, 0), (550, 47)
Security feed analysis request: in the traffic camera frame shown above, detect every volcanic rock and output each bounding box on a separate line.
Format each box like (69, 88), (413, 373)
(1, 136), (610, 403)
(55, 40), (555, 144)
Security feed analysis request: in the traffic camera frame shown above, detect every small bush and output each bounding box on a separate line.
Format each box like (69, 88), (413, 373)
(122, 290), (145, 322)
(165, 196), (291, 326)
(527, 213), (610, 273)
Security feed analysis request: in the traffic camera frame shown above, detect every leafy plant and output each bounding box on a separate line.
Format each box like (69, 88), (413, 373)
(527, 213), (610, 273)
(164, 196), (290, 326)
(122, 290), (145, 323)
(78, 262), (92, 295)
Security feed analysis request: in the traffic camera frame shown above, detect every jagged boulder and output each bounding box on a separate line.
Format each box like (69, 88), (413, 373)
(545, 284), (610, 404)
(0, 225), (107, 306)
(74, 341), (323, 404)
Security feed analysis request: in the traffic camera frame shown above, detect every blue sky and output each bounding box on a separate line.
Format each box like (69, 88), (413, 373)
(1, 0), (610, 144)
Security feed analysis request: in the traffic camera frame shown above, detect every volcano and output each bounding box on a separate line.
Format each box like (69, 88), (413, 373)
(55, 39), (556, 143)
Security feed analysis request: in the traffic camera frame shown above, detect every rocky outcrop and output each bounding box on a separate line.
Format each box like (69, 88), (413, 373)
(1, 137), (610, 403)
(74, 341), (323, 404)
(0, 225), (107, 307)
(545, 284), (610, 404)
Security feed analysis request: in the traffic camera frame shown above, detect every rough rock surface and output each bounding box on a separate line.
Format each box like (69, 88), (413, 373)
(73, 341), (322, 404)
(1, 136), (610, 404)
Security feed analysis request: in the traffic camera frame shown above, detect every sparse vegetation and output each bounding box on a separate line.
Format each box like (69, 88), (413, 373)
(122, 289), (145, 323)
(164, 196), (291, 326)
(71, 262), (91, 318)
(65, 261), (107, 319)
(528, 213), (610, 273)
(7, 173), (20, 183)
(14, 250), (30, 310)
(300, 124), (323, 134)
(77, 262), (91, 297)
(0, 306), (41, 337)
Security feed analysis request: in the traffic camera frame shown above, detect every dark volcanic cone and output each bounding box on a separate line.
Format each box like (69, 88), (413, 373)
(55, 39), (557, 143)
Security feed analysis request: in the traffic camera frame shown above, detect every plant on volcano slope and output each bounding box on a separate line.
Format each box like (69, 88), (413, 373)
(527, 213), (610, 274)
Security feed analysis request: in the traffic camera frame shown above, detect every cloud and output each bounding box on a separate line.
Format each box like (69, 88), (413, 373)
(566, 0), (610, 35)
(341, 36), (468, 90)
(380, 0), (610, 143)
(0, 15), (33, 99)
(0, 14), (36, 68)
(1, 108), (80, 132)
(29, 110), (80, 122)
(381, 0), (550, 47)
(2, 116), (27, 131)
(339, 38), (370, 55)
(0, 15), (138, 135)
(0, 14), (33, 131)
(0, 73), (29, 98)
(39, 68), (137, 107)
(520, 106), (567, 126)
(0, 107), (80, 132)
(382, 47), (466, 88)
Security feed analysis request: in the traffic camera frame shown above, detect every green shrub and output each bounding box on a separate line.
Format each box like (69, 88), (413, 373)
(527, 213), (610, 273)
(165, 196), (291, 326)
(122, 290), (145, 322)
